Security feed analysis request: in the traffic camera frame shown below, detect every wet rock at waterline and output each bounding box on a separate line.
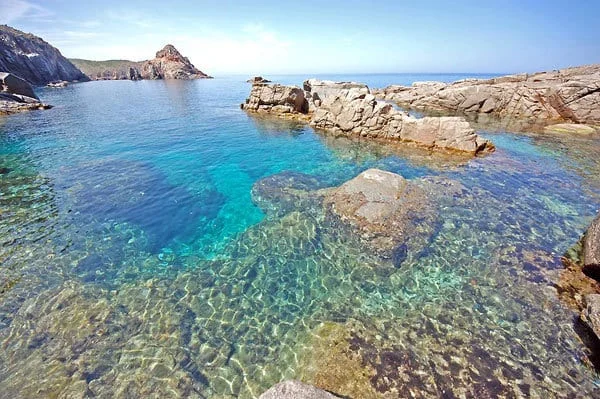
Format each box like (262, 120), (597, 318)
(583, 213), (600, 273)
(581, 294), (600, 341)
(259, 380), (341, 399)
(0, 72), (51, 114)
(241, 79), (494, 155)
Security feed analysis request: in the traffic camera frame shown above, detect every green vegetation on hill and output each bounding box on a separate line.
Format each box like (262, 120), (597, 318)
(69, 59), (143, 80)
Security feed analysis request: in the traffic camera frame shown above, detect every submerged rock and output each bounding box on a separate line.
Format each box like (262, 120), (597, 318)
(374, 64), (600, 126)
(241, 79), (493, 155)
(544, 123), (598, 134)
(324, 168), (436, 260)
(259, 380), (341, 399)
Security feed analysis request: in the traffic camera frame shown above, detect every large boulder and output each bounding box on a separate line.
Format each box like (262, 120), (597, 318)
(311, 88), (493, 154)
(0, 24), (88, 85)
(259, 380), (340, 399)
(0, 72), (38, 100)
(323, 168), (436, 262)
(241, 83), (309, 116)
(303, 79), (369, 106)
(375, 64), (600, 126)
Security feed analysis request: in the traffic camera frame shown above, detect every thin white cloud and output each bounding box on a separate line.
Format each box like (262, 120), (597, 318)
(0, 0), (52, 24)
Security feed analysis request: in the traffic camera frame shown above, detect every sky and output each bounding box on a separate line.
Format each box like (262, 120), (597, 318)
(1, 0), (599, 75)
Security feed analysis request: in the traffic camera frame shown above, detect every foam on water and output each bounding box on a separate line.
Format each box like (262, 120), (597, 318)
(1, 76), (600, 398)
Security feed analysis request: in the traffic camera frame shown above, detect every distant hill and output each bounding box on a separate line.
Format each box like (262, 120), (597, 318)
(70, 45), (212, 81)
(0, 25), (89, 85)
(69, 59), (145, 80)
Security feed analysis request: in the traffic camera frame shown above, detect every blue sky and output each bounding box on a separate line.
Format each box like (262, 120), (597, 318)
(2, 0), (599, 75)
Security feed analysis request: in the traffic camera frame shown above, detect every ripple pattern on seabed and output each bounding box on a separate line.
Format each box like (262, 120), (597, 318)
(0, 77), (600, 398)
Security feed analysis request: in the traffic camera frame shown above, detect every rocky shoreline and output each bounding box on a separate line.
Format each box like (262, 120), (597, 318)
(0, 72), (51, 115)
(373, 65), (600, 132)
(241, 79), (494, 155)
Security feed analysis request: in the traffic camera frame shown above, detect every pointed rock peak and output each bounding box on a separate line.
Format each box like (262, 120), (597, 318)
(156, 44), (183, 59)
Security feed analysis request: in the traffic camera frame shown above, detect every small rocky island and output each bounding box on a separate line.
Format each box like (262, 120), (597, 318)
(70, 45), (212, 81)
(373, 65), (600, 132)
(241, 79), (494, 155)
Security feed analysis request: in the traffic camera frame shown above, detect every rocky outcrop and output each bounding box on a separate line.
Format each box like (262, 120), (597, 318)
(374, 64), (600, 127)
(324, 168), (436, 262)
(248, 76), (271, 84)
(0, 25), (88, 85)
(71, 45), (211, 81)
(241, 79), (494, 155)
(0, 72), (50, 114)
(259, 381), (340, 399)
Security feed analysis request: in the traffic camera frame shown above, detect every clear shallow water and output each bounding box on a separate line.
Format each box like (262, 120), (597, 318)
(0, 75), (600, 398)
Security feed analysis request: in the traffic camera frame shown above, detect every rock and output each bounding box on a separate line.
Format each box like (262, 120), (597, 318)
(581, 294), (600, 340)
(259, 380), (340, 399)
(0, 25), (88, 85)
(323, 168), (436, 260)
(0, 72), (38, 99)
(374, 64), (600, 126)
(311, 88), (493, 154)
(584, 213), (600, 273)
(241, 80), (494, 155)
(544, 123), (598, 134)
(47, 80), (68, 88)
(303, 79), (369, 105)
(70, 44), (211, 81)
(0, 72), (51, 114)
(251, 171), (326, 216)
(241, 83), (310, 120)
(248, 76), (271, 83)
(141, 44), (211, 80)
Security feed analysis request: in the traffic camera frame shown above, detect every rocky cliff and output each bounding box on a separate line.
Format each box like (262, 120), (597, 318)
(71, 45), (212, 81)
(241, 79), (493, 155)
(0, 25), (88, 86)
(373, 65), (600, 127)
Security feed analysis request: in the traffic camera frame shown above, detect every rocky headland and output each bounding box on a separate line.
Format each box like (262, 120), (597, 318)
(0, 72), (51, 114)
(241, 79), (494, 155)
(373, 65), (600, 132)
(0, 25), (88, 86)
(70, 45), (212, 81)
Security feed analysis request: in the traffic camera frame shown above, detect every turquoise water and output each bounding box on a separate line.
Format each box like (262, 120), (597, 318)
(1, 75), (600, 398)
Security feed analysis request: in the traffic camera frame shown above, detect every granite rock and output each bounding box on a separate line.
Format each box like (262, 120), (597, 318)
(323, 168), (436, 261)
(248, 76), (271, 83)
(242, 80), (493, 155)
(584, 212), (600, 273)
(0, 25), (88, 85)
(581, 294), (600, 340)
(374, 64), (600, 126)
(0, 72), (51, 114)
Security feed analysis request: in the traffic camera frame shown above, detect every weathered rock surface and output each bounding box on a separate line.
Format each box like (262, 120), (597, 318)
(0, 72), (50, 114)
(71, 45), (211, 81)
(324, 168), (436, 261)
(544, 123), (598, 134)
(259, 380), (340, 399)
(0, 25), (88, 85)
(584, 213), (600, 273)
(581, 294), (600, 341)
(241, 83), (310, 120)
(311, 88), (493, 154)
(242, 80), (493, 155)
(374, 64), (600, 126)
